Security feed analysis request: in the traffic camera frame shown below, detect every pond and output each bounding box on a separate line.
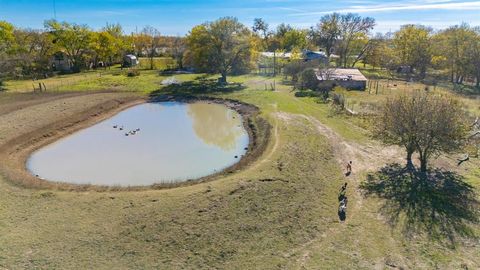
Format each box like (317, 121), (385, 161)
(27, 102), (249, 186)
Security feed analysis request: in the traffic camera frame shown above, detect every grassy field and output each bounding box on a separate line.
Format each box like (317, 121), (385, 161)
(337, 78), (480, 115)
(137, 57), (177, 70)
(3, 69), (198, 93)
(0, 70), (479, 268)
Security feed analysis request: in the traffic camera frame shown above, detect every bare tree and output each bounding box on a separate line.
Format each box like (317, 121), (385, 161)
(141, 26), (161, 70)
(376, 92), (467, 172)
(312, 13), (341, 57)
(337, 14), (375, 68)
(312, 13), (374, 67)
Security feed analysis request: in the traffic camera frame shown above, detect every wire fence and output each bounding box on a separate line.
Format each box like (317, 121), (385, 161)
(5, 71), (111, 93)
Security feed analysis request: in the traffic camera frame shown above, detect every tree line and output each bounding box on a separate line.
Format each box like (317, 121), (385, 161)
(1, 15), (480, 86)
(0, 20), (184, 79)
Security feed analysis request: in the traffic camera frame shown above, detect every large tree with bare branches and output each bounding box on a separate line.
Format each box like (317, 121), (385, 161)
(376, 92), (468, 172)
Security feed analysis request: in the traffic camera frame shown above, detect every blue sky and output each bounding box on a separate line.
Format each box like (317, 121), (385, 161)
(1, 0), (480, 35)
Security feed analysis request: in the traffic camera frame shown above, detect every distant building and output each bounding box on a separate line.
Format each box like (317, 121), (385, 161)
(51, 52), (72, 72)
(259, 52), (292, 59)
(315, 68), (368, 90)
(303, 50), (328, 62)
(123, 54), (139, 67)
(259, 50), (329, 62)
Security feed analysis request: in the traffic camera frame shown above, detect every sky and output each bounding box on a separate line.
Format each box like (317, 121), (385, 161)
(1, 0), (480, 35)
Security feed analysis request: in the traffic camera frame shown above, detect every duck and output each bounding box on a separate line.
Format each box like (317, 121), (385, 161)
(113, 125), (118, 129)
(119, 126), (124, 131)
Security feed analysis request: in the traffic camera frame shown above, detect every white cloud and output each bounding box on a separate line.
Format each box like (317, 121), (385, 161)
(290, 1), (480, 16)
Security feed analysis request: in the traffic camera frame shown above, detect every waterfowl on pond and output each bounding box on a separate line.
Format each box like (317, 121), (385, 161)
(119, 126), (124, 131)
(113, 125), (118, 128)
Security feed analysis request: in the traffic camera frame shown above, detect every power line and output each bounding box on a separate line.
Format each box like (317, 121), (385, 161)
(53, 0), (57, 19)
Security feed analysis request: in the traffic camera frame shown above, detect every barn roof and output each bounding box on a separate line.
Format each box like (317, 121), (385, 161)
(315, 68), (367, 82)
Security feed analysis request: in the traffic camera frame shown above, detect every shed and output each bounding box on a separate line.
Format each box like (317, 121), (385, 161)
(50, 51), (72, 72)
(123, 54), (138, 67)
(315, 68), (367, 90)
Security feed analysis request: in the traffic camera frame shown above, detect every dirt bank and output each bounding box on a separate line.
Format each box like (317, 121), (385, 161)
(0, 92), (144, 190)
(0, 92), (270, 191)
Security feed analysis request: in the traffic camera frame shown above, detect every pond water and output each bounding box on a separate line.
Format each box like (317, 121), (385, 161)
(27, 102), (249, 186)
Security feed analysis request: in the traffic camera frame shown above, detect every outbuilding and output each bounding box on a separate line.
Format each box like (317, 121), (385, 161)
(315, 68), (368, 90)
(123, 54), (139, 67)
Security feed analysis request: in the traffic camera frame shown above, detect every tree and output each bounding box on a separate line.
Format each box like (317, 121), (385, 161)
(44, 20), (93, 72)
(468, 28), (480, 87)
(141, 26), (161, 70)
(171, 37), (186, 69)
(312, 13), (341, 56)
(252, 18), (269, 49)
(393, 25), (431, 78)
(185, 17), (252, 83)
(376, 92), (467, 172)
(432, 24), (475, 84)
(0, 21), (16, 79)
(0, 21), (15, 53)
(91, 31), (115, 68)
(363, 33), (397, 70)
(348, 32), (370, 67)
(298, 68), (318, 90)
(337, 13), (375, 68)
(312, 13), (375, 67)
(283, 59), (318, 82)
(13, 29), (54, 76)
(281, 29), (307, 51)
(102, 23), (129, 65)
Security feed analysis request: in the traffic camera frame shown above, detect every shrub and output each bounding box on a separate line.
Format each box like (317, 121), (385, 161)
(298, 68), (318, 90)
(126, 69), (140, 77)
(294, 90), (320, 97)
(284, 59), (322, 82)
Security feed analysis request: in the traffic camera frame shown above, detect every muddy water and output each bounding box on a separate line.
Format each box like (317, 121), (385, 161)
(27, 102), (249, 186)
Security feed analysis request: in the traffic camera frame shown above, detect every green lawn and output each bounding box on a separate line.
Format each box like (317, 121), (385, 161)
(137, 57), (177, 70)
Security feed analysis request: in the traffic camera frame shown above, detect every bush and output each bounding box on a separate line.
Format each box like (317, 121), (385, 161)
(126, 69), (140, 77)
(298, 68), (318, 90)
(331, 93), (345, 109)
(294, 90), (320, 97)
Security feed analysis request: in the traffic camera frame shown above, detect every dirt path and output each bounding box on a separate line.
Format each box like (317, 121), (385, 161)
(272, 110), (404, 269)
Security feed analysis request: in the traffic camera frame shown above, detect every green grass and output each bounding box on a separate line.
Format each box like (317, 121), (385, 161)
(3, 69), (199, 94)
(137, 57), (177, 70)
(0, 109), (344, 269)
(0, 71), (479, 268)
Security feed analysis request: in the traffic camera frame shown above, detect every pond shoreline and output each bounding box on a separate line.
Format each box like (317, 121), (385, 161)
(0, 93), (270, 191)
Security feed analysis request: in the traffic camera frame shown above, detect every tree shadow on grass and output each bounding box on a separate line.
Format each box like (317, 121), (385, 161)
(360, 163), (479, 246)
(149, 78), (246, 99)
